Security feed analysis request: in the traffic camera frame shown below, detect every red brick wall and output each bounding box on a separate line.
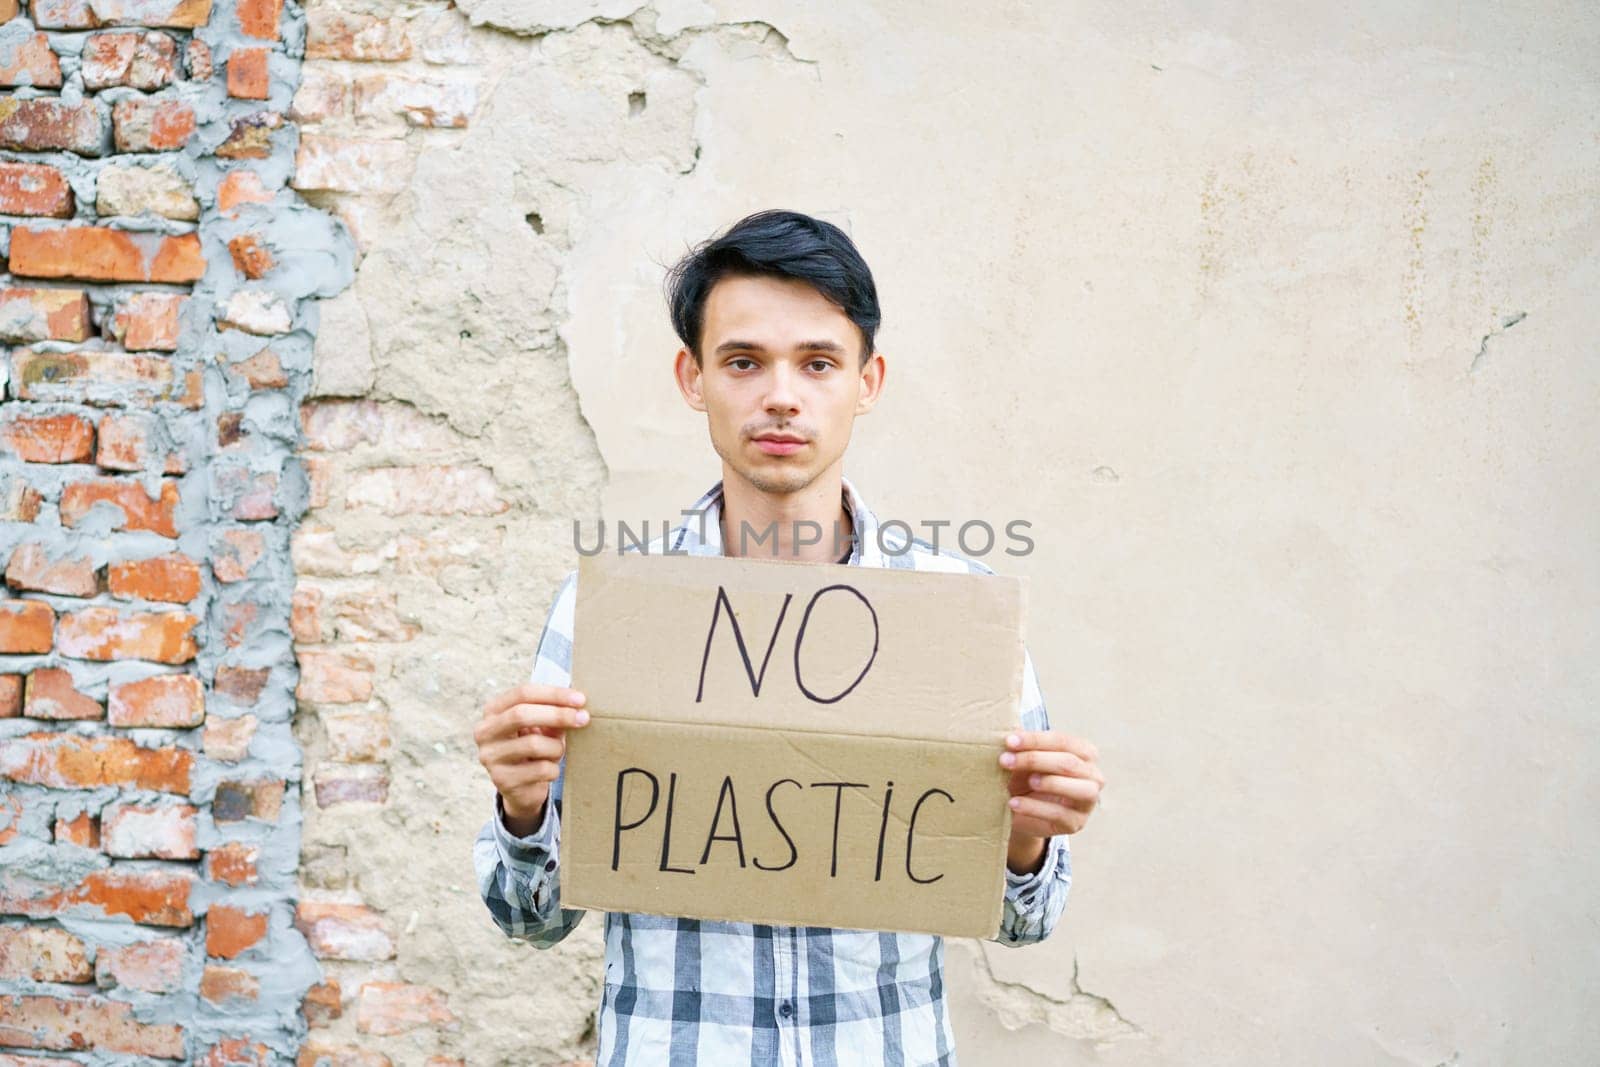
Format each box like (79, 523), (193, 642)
(0, 0), (334, 1061)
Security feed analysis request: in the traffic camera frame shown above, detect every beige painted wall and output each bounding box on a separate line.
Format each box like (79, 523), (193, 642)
(297, 1), (1600, 1062)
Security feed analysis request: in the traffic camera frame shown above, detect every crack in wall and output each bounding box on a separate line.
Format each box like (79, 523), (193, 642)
(972, 945), (1146, 1046)
(1469, 310), (1527, 373)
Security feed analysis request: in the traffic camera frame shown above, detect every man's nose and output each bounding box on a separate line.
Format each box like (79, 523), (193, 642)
(762, 364), (800, 415)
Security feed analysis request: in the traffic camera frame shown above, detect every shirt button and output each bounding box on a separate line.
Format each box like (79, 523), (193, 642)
(778, 1001), (793, 1018)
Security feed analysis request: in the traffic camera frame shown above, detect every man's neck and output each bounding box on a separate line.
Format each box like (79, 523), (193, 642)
(718, 466), (853, 563)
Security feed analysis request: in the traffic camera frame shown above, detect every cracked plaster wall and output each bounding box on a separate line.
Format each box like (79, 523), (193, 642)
(295, 1), (1600, 1063)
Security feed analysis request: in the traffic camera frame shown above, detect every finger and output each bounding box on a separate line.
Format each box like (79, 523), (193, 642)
(1004, 730), (1098, 762)
(1008, 794), (1088, 834)
(999, 748), (1104, 784)
(483, 685), (587, 719)
(482, 732), (566, 767)
(478, 702), (590, 742)
(492, 759), (562, 792)
(1025, 774), (1101, 806)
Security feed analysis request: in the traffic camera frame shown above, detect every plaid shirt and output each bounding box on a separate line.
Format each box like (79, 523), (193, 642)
(475, 477), (1072, 1066)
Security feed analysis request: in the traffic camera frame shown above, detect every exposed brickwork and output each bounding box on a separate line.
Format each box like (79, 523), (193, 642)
(0, 0), (346, 1060)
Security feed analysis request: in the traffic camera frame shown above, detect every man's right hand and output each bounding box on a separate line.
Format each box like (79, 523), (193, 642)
(474, 683), (589, 837)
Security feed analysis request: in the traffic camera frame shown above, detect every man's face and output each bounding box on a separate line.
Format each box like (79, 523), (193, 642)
(674, 273), (885, 497)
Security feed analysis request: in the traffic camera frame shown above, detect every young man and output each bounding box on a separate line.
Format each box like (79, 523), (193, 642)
(473, 209), (1105, 1065)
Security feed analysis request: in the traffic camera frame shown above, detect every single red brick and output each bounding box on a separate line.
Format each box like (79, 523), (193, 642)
(104, 292), (184, 351)
(7, 350), (190, 409)
(23, 668), (103, 720)
(218, 600), (258, 649)
(0, 675), (21, 718)
(355, 982), (457, 1037)
(60, 478), (180, 536)
(0, 600), (53, 654)
(213, 665), (268, 703)
(213, 528), (265, 582)
(217, 411), (246, 449)
(227, 46), (269, 99)
(202, 1038), (274, 1066)
(211, 778), (282, 823)
(0, 795), (20, 843)
(0, 732), (191, 792)
(216, 468), (278, 520)
(27, 0), (100, 29)
(0, 414), (96, 464)
(107, 554), (202, 602)
(0, 98), (105, 155)
(101, 801), (198, 858)
(215, 110), (283, 159)
(200, 964), (260, 1004)
(203, 842), (260, 886)
(92, 0), (213, 28)
(296, 1044), (392, 1067)
(108, 672), (203, 727)
(0, 33), (64, 89)
(81, 867), (194, 926)
(0, 994), (184, 1057)
(206, 904), (268, 958)
(0, 926), (91, 983)
(0, 162), (74, 217)
(5, 544), (97, 596)
(1, 866), (196, 927)
(0, 287), (92, 344)
(312, 764), (388, 808)
(0, 0), (17, 17)
(296, 649), (373, 703)
(54, 810), (100, 847)
(56, 607), (198, 664)
(94, 937), (183, 993)
(294, 902), (394, 961)
(305, 9), (410, 60)
(112, 95), (196, 151)
(95, 414), (188, 475)
(80, 31), (178, 90)
(236, 0), (281, 39)
(303, 981), (342, 1026)
(204, 713), (255, 761)
(217, 346), (287, 389)
(227, 234), (274, 278)
(217, 169), (273, 214)
(8, 226), (204, 283)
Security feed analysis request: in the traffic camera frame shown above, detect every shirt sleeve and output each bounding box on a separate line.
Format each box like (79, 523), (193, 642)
(993, 645), (1073, 946)
(473, 569), (588, 948)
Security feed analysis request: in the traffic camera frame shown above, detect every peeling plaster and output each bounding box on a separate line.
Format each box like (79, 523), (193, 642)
(972, 943), (1145, 1047)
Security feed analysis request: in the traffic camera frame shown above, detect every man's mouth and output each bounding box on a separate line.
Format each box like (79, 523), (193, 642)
(752, 433), (807, 456)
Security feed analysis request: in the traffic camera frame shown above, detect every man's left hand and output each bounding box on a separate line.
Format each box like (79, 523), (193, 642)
(999, 731), (1105, 874)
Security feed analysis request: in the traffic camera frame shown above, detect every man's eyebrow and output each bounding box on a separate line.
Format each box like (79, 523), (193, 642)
(713, 339), (848, 354)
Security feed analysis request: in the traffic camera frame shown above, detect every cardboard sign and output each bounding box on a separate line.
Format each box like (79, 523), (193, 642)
(561, 551), (1026, 938)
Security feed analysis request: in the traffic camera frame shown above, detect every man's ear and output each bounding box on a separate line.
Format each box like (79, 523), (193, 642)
(673, 346), (707, 412)
(856, 350), (887, 415)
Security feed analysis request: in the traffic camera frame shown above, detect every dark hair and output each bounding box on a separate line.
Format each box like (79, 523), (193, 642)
(665, 209), (881, 364)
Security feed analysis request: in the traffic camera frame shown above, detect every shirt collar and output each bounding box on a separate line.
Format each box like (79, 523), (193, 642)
(676, 474), (883, 567)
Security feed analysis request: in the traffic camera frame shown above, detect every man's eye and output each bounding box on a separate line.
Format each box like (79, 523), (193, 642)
(730, 358), (756, 370)
(809, 360), (833, 372)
